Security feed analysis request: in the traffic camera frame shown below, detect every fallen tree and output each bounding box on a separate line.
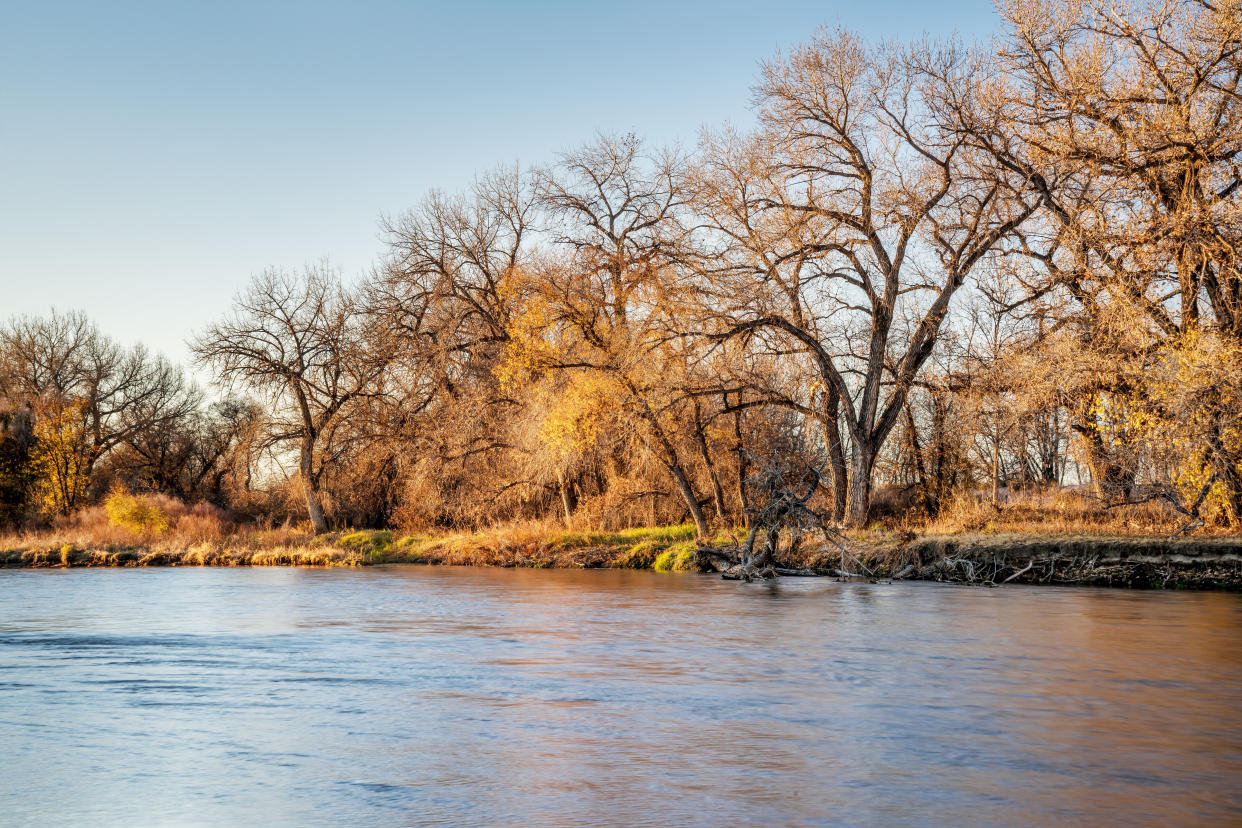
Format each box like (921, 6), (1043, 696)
(694, 465), (872, 581)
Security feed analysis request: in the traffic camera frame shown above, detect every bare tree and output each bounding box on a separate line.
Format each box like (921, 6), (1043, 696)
(191, 265), (392, 533)
(105, 396), (266, 505)
(695, 31), (1037, 526)
(987, 0), (1242, 340)
(943, 0), (1242, 521)
(380, 166), (533, 360)
(371, 168), (538, 524)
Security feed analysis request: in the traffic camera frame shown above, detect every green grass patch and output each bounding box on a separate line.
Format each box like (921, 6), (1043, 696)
(336, 530), (394, 558)
(653, 541), (699, 572)
(333, 523), (725, 569)
(548, 523), (698, 550)
(613, 539), (660, 569)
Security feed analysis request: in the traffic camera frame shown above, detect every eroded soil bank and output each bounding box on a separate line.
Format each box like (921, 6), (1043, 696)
(896, 535), (1242, 589)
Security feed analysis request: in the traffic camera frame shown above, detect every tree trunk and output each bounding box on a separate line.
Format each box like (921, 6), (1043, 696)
(556, 468), (576, 526)
(633, 394), (710, 540)
(991, 425), (1001, 507)
(904, 402), (929, 512)
(1072, 399), (1135, 501)
(846, 444), (875, 528)
(693, 401), (728, 521)
(731, 400), (751, 529)
(667, 459), (710, 539)
(300, 436), (328, 534)
(821, 388), (848, 523)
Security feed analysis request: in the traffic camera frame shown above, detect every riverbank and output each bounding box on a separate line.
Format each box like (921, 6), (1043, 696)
(4, 524), (1242, 589)
(0, 525), (707, 572)
(898, 534), (1242, 589)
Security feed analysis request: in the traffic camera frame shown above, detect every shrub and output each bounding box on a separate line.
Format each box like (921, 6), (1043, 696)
(104, 486), (170, 534)
(174, 504), (229, 543)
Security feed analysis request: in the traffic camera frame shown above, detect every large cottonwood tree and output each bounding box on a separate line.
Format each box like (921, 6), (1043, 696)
(949, 0), (1242, 520)
(518, 135), (716, 538)
(695, 31), (1036, 526)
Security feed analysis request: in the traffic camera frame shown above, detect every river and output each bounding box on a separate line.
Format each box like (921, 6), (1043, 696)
(1, 567), (1239, 826)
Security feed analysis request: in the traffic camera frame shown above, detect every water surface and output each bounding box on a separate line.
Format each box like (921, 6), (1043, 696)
(1, 567), (1240, 826)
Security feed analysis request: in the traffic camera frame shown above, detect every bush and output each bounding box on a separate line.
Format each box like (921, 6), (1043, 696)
(104, 486), (170, 534)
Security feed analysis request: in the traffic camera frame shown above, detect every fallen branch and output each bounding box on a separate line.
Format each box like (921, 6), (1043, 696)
(831, 569), (870, 579)
(1001, 559), (1035, 584)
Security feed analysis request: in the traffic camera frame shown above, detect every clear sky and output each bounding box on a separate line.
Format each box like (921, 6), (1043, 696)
(1, 0), (999, 370)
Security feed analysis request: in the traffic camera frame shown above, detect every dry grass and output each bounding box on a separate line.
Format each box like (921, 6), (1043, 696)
(0, 495), (363, 568)
(0, 522), (364, 568)
(0, 511), (715, 571)
(908, 487), (1232, 537)
(357, 520), (715, 570)
(3, 487), (1238, 576)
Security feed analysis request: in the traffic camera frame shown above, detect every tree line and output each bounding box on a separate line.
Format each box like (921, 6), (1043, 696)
(3, 0), (1239, 536)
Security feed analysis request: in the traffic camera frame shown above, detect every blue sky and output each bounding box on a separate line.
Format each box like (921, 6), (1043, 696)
(1, 0), (999, 369)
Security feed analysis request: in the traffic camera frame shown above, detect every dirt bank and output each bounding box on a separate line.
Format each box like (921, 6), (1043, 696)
(897, 535), (1242, 589)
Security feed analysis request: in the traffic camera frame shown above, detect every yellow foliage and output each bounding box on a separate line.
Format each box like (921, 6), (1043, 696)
(495, 299), (561, 390)
(105, 486), (170, 534)
(1130, 330), (1242, 525)
(30, 401), (92, 517)
(537, 373), (623, 461)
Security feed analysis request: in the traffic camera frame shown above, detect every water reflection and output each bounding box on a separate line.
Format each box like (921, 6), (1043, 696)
(1, 567), (1240, 826)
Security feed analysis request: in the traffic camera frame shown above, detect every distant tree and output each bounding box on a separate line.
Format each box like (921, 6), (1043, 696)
(103, 396), (266, 506)
(0, 309), (200, 512)
(0, 404), (35, 527)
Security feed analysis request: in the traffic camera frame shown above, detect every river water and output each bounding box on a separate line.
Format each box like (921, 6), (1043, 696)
(1, 567), (1240, 826)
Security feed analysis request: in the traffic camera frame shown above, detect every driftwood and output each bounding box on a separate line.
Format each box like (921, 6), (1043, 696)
(1001, 559), (1035, 584)
(774, 567), (819, 577)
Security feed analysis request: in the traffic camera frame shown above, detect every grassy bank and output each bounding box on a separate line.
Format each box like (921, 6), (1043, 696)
(335, 524), (713, 570)
(4, 519), (1242, 589)
(0, 523), (716, 572)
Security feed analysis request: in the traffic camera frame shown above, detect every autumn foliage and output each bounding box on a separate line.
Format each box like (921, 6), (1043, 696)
(2, 0), (1240, 541)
